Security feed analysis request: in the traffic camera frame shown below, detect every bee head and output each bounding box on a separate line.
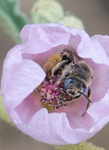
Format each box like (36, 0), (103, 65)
(64, 77), (87, 97)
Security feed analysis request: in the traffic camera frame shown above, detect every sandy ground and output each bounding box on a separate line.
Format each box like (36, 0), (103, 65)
(0, 0), (109, 149)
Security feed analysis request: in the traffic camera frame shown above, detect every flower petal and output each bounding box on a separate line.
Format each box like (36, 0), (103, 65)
(90, 35), (109, 65)
(15, 92), (42, 124)
(3, 58), (45, 113)
(91, 34), (109, 56)
(1, 45), (22, 95)
(20, 23), (70, 54)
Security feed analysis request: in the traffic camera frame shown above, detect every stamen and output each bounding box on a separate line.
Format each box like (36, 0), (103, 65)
(36, 89), (40, 93)
(44, 100), (48, 104)
(50, 99), (53, 102)
(50, 79), (53, 82)
(38, 75), (74, 111)
(40, 98), (46, 102)
(49, 103), (52, 106)
(54, 87), (58, 91)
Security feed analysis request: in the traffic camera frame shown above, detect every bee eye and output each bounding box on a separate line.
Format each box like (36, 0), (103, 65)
(91, 76), (93, 79)
(65, 78), (81, 89)
(64, 78), (73, 89)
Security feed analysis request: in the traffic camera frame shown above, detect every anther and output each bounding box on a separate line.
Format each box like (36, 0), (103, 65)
(54, 87), (58, 91)
(55, 106), (59, 109)
(36, 89), (40, 93)
(54, 103), (57, 107)
(60, 104), (63, 107)
(60, 90), (65, 94)
(52, 93), (55, 96)
(49, 103), (52, 106)
(49, 99), (53, 102)
(44, 100), (48, 104)
(50, 79), (53, 82)
(57, 100), (60, 103)
(54, 105), (59, 110)
(44, 94), (47, 98)
(42, 99), (46, 102)
(55, 95), (59, 98)
(63, 98), (66, 101)
(40, 98), (45, 102)
(59, 95), (62, 98)
(60, 104), (66, 108)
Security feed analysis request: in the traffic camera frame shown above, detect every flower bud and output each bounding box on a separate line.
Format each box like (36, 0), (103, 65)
(31, 0), (64, 23)
(59, 15), (84, 29)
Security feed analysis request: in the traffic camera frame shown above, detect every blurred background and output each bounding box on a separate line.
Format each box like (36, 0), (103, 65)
(0, 0), (109, 149)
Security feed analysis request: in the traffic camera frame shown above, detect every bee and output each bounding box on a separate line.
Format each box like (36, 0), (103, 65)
(43, 49), (74, 76)
(42, 49), (93, 116)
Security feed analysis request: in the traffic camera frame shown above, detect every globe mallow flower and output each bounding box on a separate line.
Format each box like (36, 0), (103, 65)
(1, 23), (109, 145)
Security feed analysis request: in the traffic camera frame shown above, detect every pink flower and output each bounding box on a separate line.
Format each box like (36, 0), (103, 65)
(1, 23), (109, 145)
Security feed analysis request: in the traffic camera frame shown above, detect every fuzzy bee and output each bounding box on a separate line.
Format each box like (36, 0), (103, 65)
(42, 49), (93, 116)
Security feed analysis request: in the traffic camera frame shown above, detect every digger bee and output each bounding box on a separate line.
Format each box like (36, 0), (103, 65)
(41, 49), (93, 116)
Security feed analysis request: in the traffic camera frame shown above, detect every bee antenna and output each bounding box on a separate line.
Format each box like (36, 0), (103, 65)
(78, 91), (91, 103)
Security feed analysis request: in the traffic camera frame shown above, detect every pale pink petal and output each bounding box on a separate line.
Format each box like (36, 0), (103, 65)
(91, 34), (109, 56)
(15, 92), (42, 124)
(22, 47), (56, 67)
(74, 31), (109, 65)
(90, 36), (109, 65)
(3, 59), (45, 113)
(1, 45), (22, 95)
(20, 23), (70, 54)
(84, 59), (109, 103)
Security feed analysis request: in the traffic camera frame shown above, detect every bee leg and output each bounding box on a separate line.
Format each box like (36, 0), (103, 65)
(56, 71), (70, 85)
(51, 60), (68, 76)
(82, 88), (92, 116)
(74, 95), (81, 99)
(87, 87), (92, 98)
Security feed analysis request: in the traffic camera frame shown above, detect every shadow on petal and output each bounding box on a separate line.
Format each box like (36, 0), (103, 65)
(85, 58), (109, 103)
(15, 92), (42, 124)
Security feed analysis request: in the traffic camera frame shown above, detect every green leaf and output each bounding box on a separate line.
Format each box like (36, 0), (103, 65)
(53, 142), (105, 150)
(0, 91), (15, 126)
(0, 0), (30, 43)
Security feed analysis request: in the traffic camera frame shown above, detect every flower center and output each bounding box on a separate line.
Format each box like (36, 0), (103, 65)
(37, 75), (72, 110)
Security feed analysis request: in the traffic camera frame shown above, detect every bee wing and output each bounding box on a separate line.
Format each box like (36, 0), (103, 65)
(72, 53), (82, 64)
